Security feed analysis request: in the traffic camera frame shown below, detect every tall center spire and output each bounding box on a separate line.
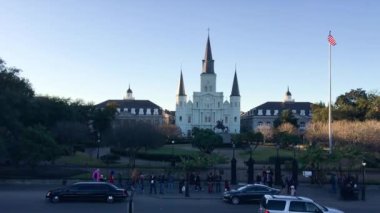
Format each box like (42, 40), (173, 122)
(202, 33), (215, 74)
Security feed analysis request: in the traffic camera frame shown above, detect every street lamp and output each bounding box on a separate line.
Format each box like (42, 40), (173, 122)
(275, 143), (281, 185)
(96, 132), (101, 159)
(231, 142), (237, 185)
(361, 160), (366, 201)
(171, 140), (175, 167)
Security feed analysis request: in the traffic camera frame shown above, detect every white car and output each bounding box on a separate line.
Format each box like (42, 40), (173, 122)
(258, 195), (344, 213)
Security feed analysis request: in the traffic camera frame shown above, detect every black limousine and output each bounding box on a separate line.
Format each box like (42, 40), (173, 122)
(46, 182), (128, 203)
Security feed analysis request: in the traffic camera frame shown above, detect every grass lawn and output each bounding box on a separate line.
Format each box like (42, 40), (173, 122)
(238, 145), (298, 162)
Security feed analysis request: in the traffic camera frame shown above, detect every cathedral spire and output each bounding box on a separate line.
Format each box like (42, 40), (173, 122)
(178, 71), (186, 96)
(202, 34), (215, 74)
(230, 69), (240, 97)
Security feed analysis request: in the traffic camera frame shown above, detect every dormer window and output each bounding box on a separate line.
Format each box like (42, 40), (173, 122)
(292, 109), (296, 114)
(258, 109), (263, 115)
(131, 108), (136, 114)
(266, 110), (271, 116)
(139, 108), (144, 115)
(300, 110), (305, 116)
(124, 108), (128, 112)
(146, 108), (152, 115)
(274, 110), (279, 115)
(153, 108), (159, 115)
(117, 108), (120, 112)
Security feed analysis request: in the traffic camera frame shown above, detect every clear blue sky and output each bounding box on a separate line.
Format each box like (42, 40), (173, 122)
(1, 0), (379, 111)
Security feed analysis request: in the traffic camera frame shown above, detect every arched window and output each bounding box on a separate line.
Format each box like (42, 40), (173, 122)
(179, 116), (182, 122)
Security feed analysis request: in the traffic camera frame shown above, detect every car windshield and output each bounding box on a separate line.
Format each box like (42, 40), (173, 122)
(237, 185), (249, 191)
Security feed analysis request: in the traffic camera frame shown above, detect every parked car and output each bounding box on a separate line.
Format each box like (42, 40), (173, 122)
(258, 195), (344, 213)
(46, 182), (128, 203)
(223, 184), (280, 205)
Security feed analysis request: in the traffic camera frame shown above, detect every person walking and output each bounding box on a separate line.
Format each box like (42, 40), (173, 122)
(92, 168), (100, 182)
(159, 174), (165, 194)
(207, 172), (214, 193)
(195, 174), (201, 191)
(179, 176), (185, 194)
(224, 179), (230, 192)
(108, 170), (115, 184)
(149, 175), (157, 194)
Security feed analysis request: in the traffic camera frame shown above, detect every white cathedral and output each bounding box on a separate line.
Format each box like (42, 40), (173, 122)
(175, 35), (241, 136)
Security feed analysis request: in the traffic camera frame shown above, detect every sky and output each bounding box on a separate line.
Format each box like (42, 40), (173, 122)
(1, 0), (379, 112)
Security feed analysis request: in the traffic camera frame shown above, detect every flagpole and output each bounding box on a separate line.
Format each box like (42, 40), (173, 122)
(328, 31), (333, 155)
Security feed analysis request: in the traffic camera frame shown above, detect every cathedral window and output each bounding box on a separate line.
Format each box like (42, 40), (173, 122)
(234, 117), (237, 122)
(139, 108), (144, 115)
(188, 116), (191, 123)
(218, 102), (220, 108)
(146, 108), (151, 115)
(179, 116), (182, 122)
(196, 102), (198, 108)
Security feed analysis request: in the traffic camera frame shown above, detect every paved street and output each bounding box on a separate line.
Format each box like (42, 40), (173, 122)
(0, 183), (379, 213)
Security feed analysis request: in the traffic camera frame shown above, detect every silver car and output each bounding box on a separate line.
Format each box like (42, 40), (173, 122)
(258, 195), (344, 213)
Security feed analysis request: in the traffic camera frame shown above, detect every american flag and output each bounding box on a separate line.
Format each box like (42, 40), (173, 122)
(328, 34), (336, 46)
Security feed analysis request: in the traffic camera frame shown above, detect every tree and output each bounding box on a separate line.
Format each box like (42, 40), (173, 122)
(6, 125), (61, 166)
(158, 124), (182, 141)
(311, 102), (329, 122)
(366, 93), (380, 120)
(52, 121), (91, 155)
(256, 124), (274, 144)
(105, 122), (166, 167)
(273, 110), (298, 128)
(90, 105), (116, 133)
(191, 128), (223, 154)
(0, 59), (34, 134)
(335, 88), (369, 121)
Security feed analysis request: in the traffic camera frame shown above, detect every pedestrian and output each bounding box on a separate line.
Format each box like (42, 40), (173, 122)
(207, 172), (214, 193)
(215, 173), (222, 193)
(92, 168), (100, 182)
(195, 174), (201, 191)
(256, 174), (262, 184)
(109, 170), (115, 184)
(159, 174), (165, 194)
(149, 175), (157, 194)
(224, 179), (230, 192)
(179, 176), (185, 194)
(168, 172), (174, 190)
(117, 172), (123, 187)
(290, 185), (296, 196)
(139, 172), (145, 193)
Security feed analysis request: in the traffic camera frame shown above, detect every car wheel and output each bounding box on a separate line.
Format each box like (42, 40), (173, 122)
(231, 197), (240, 205)
(51, 195), (60, 203)
(106, 195), (114, 203)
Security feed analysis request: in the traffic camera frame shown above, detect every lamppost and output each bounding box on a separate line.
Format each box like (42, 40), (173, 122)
(275, 143), (281, 185)
(246, 142), (254, 184)
(231, 142), (237, 185)
(171, 140), (175, 167)
(96, 132), (101, 159)
(361, 160), (366, 201)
